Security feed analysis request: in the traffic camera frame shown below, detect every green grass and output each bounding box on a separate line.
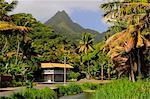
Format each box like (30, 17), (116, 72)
(94, 79), (150, 99)
(81, 82), (99, 90)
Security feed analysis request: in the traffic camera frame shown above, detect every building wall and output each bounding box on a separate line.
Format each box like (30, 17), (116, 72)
(54, 74), (64, 82)
(42, 68), (68, 82)
(43, 74), (53, 82)
(54, 69), (64, 74)
(0, 75), (12, 82)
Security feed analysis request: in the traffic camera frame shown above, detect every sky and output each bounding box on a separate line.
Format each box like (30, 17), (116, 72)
(8, 0), (112, 32)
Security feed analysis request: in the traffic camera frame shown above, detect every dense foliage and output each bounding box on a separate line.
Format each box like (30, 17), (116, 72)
(0, 0), (33, 85)
(0, 0), (79, 84)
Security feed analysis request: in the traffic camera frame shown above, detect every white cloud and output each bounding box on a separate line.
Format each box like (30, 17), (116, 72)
(10, 0), (110, 22)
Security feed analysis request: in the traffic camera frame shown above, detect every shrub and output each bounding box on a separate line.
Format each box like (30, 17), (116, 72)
(58, 83), (82, 96)
(81, 82), (99, 90)
(58, 86), (68, 96)
(67, 83), (82, 95)
(94, 79), (150, 99)
(67, 71), (80, 80)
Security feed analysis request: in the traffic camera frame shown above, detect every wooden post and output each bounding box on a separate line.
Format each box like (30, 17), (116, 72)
(53, 70), (54, 82)
(101, 64), (104, 81)
(64, 55), (66, 84)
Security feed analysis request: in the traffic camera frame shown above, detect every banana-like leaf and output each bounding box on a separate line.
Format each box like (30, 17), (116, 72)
(125, 36), (134, 53)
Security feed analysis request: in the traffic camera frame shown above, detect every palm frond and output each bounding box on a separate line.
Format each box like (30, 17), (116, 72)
(5, 0), (18, 12)
(101, 1), (150, 22)
(0, 21), (31, 32)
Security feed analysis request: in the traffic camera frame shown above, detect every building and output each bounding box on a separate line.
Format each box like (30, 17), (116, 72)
(41, 63), (73, 82)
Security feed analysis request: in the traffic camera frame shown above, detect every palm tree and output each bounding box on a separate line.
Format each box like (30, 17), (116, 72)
(79, 33), (94, 79)
(101, 0), (150, 81)
(79, 33), (94, 54)
(0, 0), (18, 21)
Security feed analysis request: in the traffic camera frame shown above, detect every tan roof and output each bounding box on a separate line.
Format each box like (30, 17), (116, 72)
(41, 63), (73, 68)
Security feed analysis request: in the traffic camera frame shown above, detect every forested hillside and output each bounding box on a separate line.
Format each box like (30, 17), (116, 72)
(45, 10), (105, 42)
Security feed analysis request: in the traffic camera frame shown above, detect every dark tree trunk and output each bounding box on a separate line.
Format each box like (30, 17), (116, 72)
(137, 49), (142, 80)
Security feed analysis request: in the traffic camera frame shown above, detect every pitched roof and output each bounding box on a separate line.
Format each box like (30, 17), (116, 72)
(41, 63), (73, 68)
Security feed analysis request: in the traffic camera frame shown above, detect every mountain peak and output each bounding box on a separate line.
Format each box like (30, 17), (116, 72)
(55, 10), (71, 21)
(56, 10), (68, 17)
(45, 10), (73, 25)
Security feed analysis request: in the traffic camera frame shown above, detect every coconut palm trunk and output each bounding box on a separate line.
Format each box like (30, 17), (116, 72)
(15, 34), (20, 64)
(101, 64), (104, 81)
(129, 53), (135, 82)
(87, 60), (90, 79)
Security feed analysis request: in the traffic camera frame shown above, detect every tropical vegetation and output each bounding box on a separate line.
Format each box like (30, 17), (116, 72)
(101, 0), (150, 82)
(0, 0), (150, 98)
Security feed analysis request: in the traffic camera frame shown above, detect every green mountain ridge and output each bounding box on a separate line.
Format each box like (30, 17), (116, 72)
(45, 10), (105, 42)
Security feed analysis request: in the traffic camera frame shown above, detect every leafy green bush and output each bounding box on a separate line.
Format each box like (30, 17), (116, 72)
(81, 82), (99, 90)
(67, 83), (82, 95)
(67, 71), (80, 80)
(94, 79), (150, 99)
(58, 83), (82, 96)
(1, 87), (57, 99)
